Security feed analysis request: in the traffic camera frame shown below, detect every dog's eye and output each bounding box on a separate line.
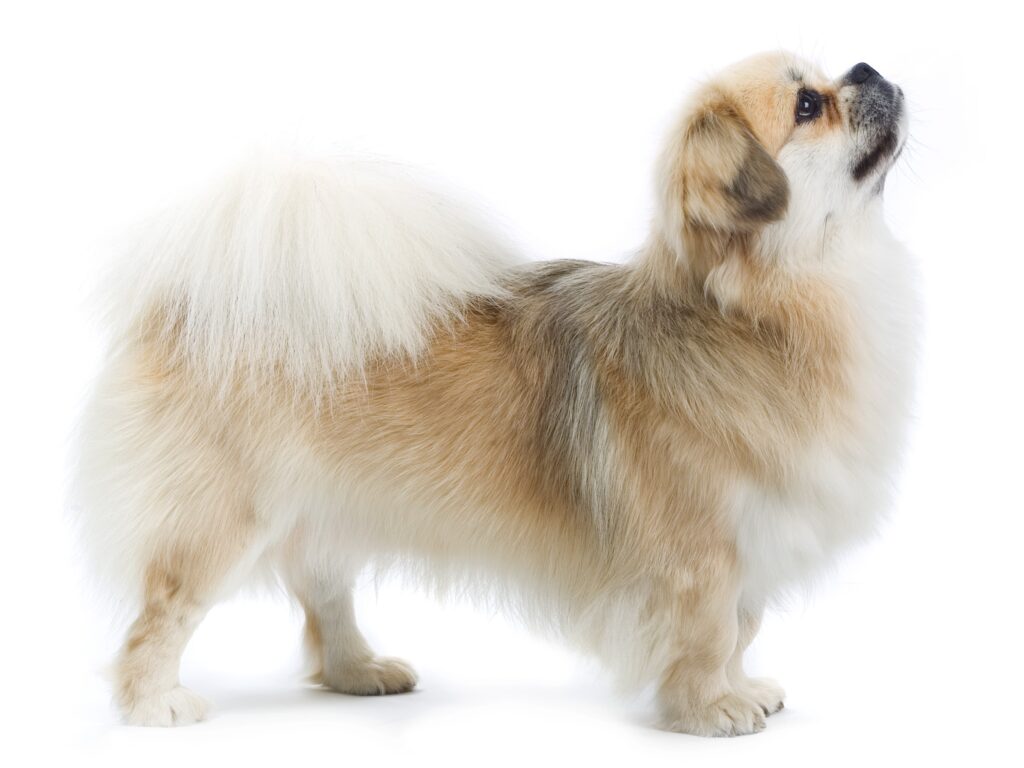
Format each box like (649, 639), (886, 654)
(796, 90), (822, 123)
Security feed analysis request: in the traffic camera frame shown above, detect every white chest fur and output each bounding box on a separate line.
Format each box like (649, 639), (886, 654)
(733, 218), (919, 609)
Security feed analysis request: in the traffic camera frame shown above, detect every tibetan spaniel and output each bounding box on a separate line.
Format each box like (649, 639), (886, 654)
(74, 51), (917, 735)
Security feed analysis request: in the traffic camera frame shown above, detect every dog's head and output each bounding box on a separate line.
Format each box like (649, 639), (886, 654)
(657, 51), (906, 277)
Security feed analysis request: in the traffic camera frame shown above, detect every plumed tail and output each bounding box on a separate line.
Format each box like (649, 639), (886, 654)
(99, 155), (519, 392)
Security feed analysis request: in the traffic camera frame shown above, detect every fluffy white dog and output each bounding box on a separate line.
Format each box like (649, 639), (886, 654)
(75, 52), (918, 735)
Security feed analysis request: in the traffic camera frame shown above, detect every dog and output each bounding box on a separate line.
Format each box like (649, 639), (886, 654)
(73, 51), (918, 735)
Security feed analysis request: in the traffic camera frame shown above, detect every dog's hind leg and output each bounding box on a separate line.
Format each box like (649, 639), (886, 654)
(114, 495), (273, 726)
(282, 543), (417, 696)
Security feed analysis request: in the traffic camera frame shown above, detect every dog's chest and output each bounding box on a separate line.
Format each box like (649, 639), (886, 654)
(732, 238), (918, 607)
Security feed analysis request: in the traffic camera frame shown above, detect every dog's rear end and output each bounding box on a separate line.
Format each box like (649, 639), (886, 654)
(73, 158), (522, 724)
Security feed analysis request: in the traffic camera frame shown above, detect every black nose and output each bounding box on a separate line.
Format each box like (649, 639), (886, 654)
(849, 62), (880, 84)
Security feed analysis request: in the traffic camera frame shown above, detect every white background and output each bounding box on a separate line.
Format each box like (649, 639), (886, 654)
(2, 1), (1021, 766)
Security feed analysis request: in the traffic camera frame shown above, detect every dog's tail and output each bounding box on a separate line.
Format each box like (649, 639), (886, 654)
(98, 155), (519, 392)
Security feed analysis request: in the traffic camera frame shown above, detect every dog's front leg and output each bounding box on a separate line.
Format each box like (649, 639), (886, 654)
(655, 573), (768, 736)
(726, 604), (786, 717)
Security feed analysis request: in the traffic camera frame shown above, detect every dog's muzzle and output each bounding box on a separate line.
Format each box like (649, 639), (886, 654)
(842, 62), (905, 182)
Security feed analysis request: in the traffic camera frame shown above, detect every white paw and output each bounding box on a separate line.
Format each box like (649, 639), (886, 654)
(123, 686), (209, 727)
(323, 656), (418, 696)
(666, 693), (767, 737)
(743, 677), (785, 716)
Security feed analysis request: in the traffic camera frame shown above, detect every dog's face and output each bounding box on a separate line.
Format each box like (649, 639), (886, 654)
(658, 51), (907, 265)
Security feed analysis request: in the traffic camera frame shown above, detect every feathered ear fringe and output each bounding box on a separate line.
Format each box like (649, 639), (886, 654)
(97, 155), (520, 397)
(654, 91), (788, 271)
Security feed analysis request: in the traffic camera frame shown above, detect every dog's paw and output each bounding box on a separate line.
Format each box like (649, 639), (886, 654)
(665, 693), (767, 737)
(123, 686), (209, 727)
(323, 656), (418, 696)
(743, 677), (785, 716)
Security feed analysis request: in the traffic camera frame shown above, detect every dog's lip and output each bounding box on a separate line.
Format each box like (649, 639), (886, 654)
(852, 129), (901, 182)
(848, 84), (907, 182)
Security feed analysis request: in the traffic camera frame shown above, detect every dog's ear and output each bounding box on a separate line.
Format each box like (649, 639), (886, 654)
(659, 97), (789, 245)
